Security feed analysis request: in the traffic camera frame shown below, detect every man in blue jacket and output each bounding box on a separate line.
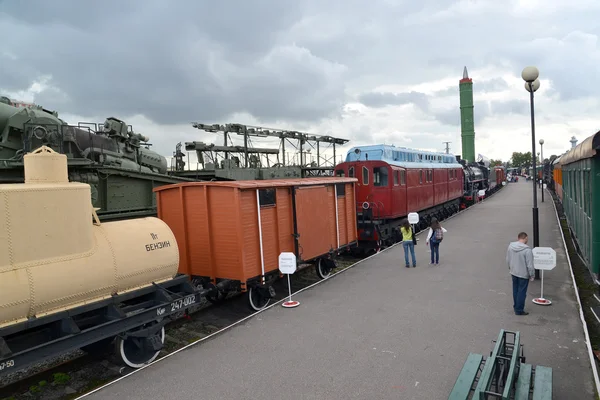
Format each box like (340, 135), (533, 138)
(506, 232), (536, 315)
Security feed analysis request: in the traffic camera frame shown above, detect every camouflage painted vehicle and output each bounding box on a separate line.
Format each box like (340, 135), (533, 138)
(0, 96), (193, 221)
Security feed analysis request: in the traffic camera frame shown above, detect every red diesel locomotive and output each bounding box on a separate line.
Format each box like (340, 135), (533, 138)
(334, 145), (466, 251)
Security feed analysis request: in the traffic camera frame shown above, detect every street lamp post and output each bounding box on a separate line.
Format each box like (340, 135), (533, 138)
(522, 66), (541, 279)
(539, 139), (544, 203)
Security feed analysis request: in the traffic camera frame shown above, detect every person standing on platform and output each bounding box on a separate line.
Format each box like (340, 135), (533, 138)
(426, 218), (447, 265)
(506, 232), (535, 315)
(400, 219), (416, 268)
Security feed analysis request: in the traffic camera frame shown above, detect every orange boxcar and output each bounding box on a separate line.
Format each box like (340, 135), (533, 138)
(154, 177), (358, 310)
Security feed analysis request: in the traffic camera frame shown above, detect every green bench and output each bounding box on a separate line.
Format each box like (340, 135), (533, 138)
(448, 329), (553, 399)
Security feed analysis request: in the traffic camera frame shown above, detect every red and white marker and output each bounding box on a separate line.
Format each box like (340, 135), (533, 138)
(282, 300), (300, 308)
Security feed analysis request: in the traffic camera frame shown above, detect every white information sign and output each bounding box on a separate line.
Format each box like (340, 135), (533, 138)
(278, 252), (297, 274)
(532, 247), (557, 270)
(279, 252), (300, 308)
(408, 212), (419, 224)
(543, 183), (547, 189)
(502, 181), (507, 186)
(478, 189), (486, 197)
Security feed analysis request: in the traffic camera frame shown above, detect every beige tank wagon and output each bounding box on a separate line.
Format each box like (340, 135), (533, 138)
(0, 146), (209, 376)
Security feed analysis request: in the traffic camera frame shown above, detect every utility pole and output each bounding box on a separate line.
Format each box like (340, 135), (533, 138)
(443, 142), (451, 154)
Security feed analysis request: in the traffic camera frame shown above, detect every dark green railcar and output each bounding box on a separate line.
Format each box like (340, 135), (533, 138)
(557, 130), (600, 279)
(0, 96), (194, 221)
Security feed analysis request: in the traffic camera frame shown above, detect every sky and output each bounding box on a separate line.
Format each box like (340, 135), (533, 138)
(1, 0), (599, 169)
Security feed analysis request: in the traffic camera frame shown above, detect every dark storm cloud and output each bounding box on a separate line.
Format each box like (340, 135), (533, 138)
(0, 0), (346, 125)
(432, 99), (492, 127)
(507, 31), (599, 101)
(1, 0), (597, 135)
(432, 109), (461, 126)
(490, 100), (529, 115)
(357, 91), (429, 111)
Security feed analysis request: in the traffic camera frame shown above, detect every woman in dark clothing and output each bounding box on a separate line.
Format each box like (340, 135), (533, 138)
(426, 218), (447, 265)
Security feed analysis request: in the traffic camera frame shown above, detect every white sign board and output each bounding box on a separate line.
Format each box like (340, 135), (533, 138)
(532, 247), (557, 270)
(407, 212), (419, 224)
(278, 252), (297, 274)
(543, 183), (547, 189)
(478, 189), (486, 197)
(502, 181), (507, 186)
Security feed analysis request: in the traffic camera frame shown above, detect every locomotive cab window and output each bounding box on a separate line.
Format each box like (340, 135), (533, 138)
(419, 170), (423, 184)
(259, 188), (276, 207)
(373, 167), (388, 187)
(394, 171), (399, 186)
(348, 166), (355, 177)
(400, 170), (406, 185)
(362, 166), (369, 185)
(335, 169), (345, 177)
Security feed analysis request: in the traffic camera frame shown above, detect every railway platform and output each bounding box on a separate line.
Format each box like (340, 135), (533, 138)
(81, 180), (597, 399)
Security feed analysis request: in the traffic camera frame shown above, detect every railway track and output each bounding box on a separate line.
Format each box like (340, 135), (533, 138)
(0, 186), (505, 400)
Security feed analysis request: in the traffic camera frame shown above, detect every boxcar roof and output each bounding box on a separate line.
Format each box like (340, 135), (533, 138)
(154, 177), (358, 192)
(559, 130), (600, 166)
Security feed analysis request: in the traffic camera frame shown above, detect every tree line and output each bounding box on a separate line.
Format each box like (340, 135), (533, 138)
(488, 151), (556, 169)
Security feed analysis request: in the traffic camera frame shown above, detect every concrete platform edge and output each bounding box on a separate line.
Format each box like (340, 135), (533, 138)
(73, 189), (497, 399)
(549, 188), (600, 398)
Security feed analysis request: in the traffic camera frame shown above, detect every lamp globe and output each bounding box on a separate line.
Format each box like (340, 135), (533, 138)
(522, 66), (539, 82)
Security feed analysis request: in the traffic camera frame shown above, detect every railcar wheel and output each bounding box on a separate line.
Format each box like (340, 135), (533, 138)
(115, 323), (165, 369)
(374, 240), (382, 254)
(205, 282), (228, 304)
(248, 285), (273, 311)
(316, 257), (336, 279)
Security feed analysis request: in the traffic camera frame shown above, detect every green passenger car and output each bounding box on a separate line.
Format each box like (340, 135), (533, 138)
(557, 131), (600, 279)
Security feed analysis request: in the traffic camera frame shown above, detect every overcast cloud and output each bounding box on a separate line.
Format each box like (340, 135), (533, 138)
(1, 0), (599, 164)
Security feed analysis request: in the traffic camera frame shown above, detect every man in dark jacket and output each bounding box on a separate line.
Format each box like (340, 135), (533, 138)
(506, 232), (535, 315)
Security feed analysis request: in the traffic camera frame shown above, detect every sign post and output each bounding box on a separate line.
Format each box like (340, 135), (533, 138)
(532, 247), (557, 305)
(407, 212), (419, 243)
(279, 252), (300, 308)
(407, 212), (419, 225)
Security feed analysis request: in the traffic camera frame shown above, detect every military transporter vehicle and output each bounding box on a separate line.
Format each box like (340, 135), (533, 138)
(0, 96), (193, 221)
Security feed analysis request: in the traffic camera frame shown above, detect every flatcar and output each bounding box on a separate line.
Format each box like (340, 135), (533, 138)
(551, 130), (600, 281)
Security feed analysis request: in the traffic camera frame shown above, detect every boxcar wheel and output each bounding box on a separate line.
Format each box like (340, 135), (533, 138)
(316, 257), (335, 279)
(205, 282), (228, 304)
(115, 323), (165, 369)
(248, 286), (272, 311)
